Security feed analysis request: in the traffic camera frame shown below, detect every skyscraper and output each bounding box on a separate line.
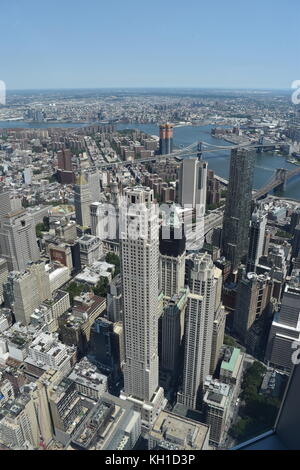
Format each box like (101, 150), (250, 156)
(0, 209), (40, 272)
(292, 224), (300, 260)
(0, 190), (22, 221)
(159, 288), (188, 382)
(73, 173), (92, 228)
(178, 157), (208, 251)
(119, 187), (164, 425)
(90, 181), (120, 242)
(57, 148), (72, 172)
(247, 208), (268, 272)
(178, 252), (215, 410)
(159, 123), (173, 155)
(233, 271), (273, 345)
(0, 191), (13, 221)
(159, 222), (186, 298)
(90, 201), (119, 241)
(210, 266), (226, 375)
(222, 148), (255, 270)
(107, 274), (123, 323)
(178, 157), (208, 210)
(90, 317), (123, 381)
(266, 272), (300, 372)
(85, 169), (101, 203)
(6, 261), (51, 325)
(0, 258), (8, 303)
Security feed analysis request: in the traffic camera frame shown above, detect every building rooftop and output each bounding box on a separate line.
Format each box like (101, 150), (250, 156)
(221, 347), (241, 372)
(68, 357), (107, 393)
(75, 261), (114, 285)
(150, 411), (209, 450)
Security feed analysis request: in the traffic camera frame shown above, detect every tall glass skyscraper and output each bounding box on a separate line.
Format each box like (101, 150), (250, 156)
(222, 148), (255, 271)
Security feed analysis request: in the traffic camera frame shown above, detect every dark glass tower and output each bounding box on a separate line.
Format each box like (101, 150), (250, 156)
(222, 148), (255, 270)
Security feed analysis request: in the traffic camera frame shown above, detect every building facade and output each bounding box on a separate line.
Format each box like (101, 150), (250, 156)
(120, 187), (164, 425)
(222, 148), (255, 270)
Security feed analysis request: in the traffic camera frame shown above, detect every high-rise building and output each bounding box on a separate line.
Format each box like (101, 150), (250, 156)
(233, 271), (273, 346)
(107, 273), (123, 323)
(6, 261), (51, 325)
(159, 288), (188, 382)
(71, 394), (141, 450)
(85, 170), (101, 203)
(119, 187), (164, 425)
(222, 148), (255, 270)
(78, 234), (102, 266)
(23, 167), (33, 185)
(90, 317), (123, 382)
(247, 209), (268, 272)
(159, 223), (186, 298)
(57, 148), (72, 172)
(0, 258), (8, 303)
(178, 157), (208, 210)
(90, 201), (119, 241)
(292, 224), (300, 259)
(0, 209), (40, 272)
(0, 392), (40, 449)
(73, 174), (92, 228)
(59, 293), (106, 357)
(159, 123), (173, 155)
(0, 191), (13, 221)
(178, 253), (216, 410)
(266, 272), (300, 372)
(0, 190), (22, 221)
(47, 376), (88, 446)
(287, 109), (300, 143)
(202, 376), (233, 447)
(178, 157), (207, 251)
(290, 208), (300, 234)
(207, 169), (221, 206)
(210, 266), (226, 375)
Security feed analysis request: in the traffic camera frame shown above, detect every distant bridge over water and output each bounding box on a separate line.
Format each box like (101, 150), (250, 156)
(98, 138), (299, 199)
(253, 166), (300, 200)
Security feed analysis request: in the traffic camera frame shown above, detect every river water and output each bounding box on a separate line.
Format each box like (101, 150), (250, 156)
(0, 121), (299, 200)
(117, 123), (299, 200)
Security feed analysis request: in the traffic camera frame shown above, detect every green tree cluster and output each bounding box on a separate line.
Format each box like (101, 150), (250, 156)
(93, 277), (109, 297)
(35, 216), (50, 238)
(230, 362), (281, 443)
(65, 282), (85, 305)
(105, 253), (120, 277)
(276, 230), (293, 239)
(224, 335), (237, 348)
(206, 202), (221, 211)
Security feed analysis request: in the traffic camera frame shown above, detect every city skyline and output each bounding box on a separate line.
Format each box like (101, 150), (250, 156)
(0, 1), (300, 452)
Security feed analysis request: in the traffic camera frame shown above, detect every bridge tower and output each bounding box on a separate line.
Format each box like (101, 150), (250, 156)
(257, 135), (265, 154)
(197, 141), (203, 160)
(274, 168), (288, 193)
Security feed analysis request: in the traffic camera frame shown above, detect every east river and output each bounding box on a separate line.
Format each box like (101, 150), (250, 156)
(0, 121), (299, 200)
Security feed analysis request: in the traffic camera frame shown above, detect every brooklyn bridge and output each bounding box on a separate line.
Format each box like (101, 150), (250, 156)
(99, 137), (300, 201)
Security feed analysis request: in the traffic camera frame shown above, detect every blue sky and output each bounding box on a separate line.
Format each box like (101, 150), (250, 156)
(0, 0), (299, 90)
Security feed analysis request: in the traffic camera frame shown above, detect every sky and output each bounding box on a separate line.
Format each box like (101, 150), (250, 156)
(0, 0), (300, 90)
